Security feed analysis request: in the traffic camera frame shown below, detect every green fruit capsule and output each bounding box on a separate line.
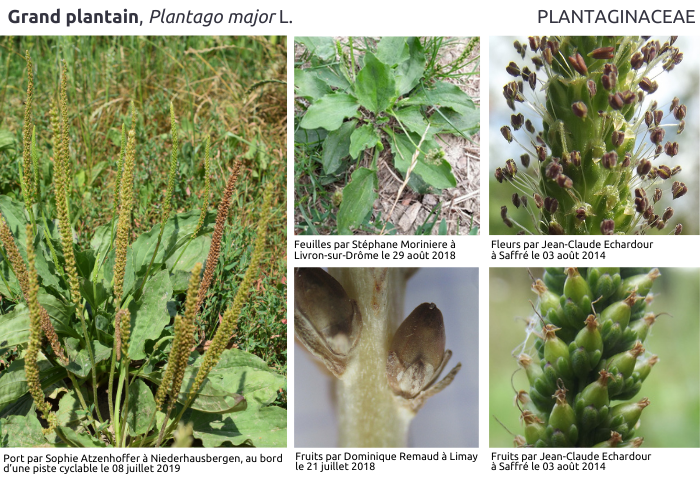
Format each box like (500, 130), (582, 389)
(593, 431), (623, 447)
(532, 279), (566, 328)
(586, 267), (622, 302)
(602, 341), (645, 397)
(563, 267), (593, 312)
(604, 397), (650, 438)
(519, 354), (556, 412)
(600, 292), (638, 351)
(570, 315), (603, 379)
(574, 370), (611, 432)
(542, 325), (574, 388)
(634, 354), (659, 382)
(522, 411), (548, 445)
(547, 386), (579, 447)
(544, 268), (566, 294)
(613, 268), (660, 302)
(617, 313), (656, 352)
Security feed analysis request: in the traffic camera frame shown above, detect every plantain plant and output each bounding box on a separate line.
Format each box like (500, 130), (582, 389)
(294, 268), (461, 447)
(295, 37), (479, 234)
(495, 36), (688, 235)
(0, 52), (285, 447)
(508, 267), (662, 447)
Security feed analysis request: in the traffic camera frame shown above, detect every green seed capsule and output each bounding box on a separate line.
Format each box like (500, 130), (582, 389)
(593, 431), (623, 447)
(599, 292), (638, 351)
(543, 324), (573, 384)
(543, 268), (566, 294)
(586, 267), (621, 302)
(532, 279), (566, 328)
(613, 268), (660, 302)
(634, 354), (658, 382)
(386, 303), (446, 399)
(602, 341), (645, 397)
(619, 437), (645, 447)
(522, 411), (548, 445)
(547, 386), (579, 447)
(574, 370), (611, 432)
(570, 315), (603, 379)
(600, 397), (650, 440)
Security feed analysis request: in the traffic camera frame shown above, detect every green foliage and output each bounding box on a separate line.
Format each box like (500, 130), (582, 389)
(495, 36), (689, 235)
(0, 38), (287, 447)
(295, 37), (479, 234)
(507, 268), (665, 447)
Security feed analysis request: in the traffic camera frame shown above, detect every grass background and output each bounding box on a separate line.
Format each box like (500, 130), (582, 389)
(0, 36), (287, 404)
(489, 268), (700, 447)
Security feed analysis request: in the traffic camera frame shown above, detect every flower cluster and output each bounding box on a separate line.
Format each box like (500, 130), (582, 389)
(495, 36), (688, 235)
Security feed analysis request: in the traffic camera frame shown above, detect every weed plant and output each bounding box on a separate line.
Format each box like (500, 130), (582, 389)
(0, 38), (287, 447)
(294, 37), (479, 235)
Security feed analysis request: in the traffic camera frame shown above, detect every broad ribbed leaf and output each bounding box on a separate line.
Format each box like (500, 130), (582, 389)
(349, 124), (381, 159)
(321, 120), (356, 175)
(128, 269), (173, 361)
(354, 53), (396, 113)
(126, 379), (158, 436)
(337, 168), (377, 235)
(395, 37), (426, 96)
(299, 94), (360, 131)
(0, 357), (66, 415)
(0, 294), (75, 349)
(390, 132), (457, 189)
(0, 414), (49, 447)
(64, 338), (111, 378)
(401, 80), (475, 114)
(189, 405), (286, 447)
(296, 37), (336, 61)
(393, 105), (429, 134)
(295, 69), (332, 101)
(131, 210), (216, 277)
(376, 37), (410, 66)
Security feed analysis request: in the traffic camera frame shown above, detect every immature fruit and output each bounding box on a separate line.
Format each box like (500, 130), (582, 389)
(496, 37), (688, 235)
(512, 267), (661, 447)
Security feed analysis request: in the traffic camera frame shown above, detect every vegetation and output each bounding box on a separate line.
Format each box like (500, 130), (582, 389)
(295, 37), (479, 235)
(0, 36), (287, 447)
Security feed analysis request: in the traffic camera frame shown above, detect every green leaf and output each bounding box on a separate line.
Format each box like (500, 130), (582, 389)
(395, 37), (426, 96)
(337, 168), (378, 235)
(126, 379), (157, 436)
(354, 53), (396, 113)
(349, 124), (381, 160)
(376, 37), (410, 66)
(0, 305), (29, 349)
(428, 106), (480, 137)
(390, 132), (457, 189)
(0, 130), (16, 153)
(0, 195), (28, 257)
(189, 405), (286, 447)
(394, 105), (429, 134)
(299, 94), (360, 131)
(294, 69), (332, 101)
(64, 338), (112, 378)
(56, 390), (85, 431)
(128, 269), (173, 361)
(321, 120), (356, 175)
(56, 426), (109, 447)
(131, 210), (216, 278)
(166, 235), (211, 273)
(294, 127), (327, 145)
(401, 80), (475, 114)
(0, 294), (76, 350)
(296, 37), (336, 61)
(0, 357), (66, 415)
(0, 414), (49, 447)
